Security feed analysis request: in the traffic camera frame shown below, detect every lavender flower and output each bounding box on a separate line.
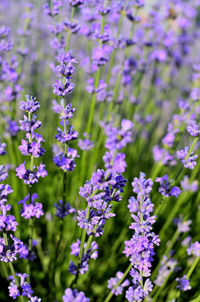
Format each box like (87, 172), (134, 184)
(155, 175), (181, 197)
(176, 275), (191, 291)
(177, 147), (198, 169)
(54, 200), (75, 219)
(69, 240), (98, 275)
(78, 169), (127, 236)
(62, 288), (90, 302)
(18, 194), (44, 219)
(190, 87), (200, 101)
(187, 120), (200, 137)
(52, 52), (79, 176)
(187, 241), (200, 257)
(181, 176), (198, 192)
(16, 95), (47, 185)
(8, 273), (33, 299)
(103, 119), (134, 152)
(0, 139), (6, 156)
(78, 133), (94, 151)
(124, 173), (159, 300)
(108, 271), (130, 295)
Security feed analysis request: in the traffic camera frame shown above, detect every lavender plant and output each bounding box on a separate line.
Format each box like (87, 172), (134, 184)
(0, 0), (200, 301)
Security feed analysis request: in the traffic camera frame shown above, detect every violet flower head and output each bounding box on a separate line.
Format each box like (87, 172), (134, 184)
(0, 165), (9, 182)
(28, 297), (41, 302)
(155, 175), (181, 198)
(69, 240), (98, 275)
(78, 169), (127, 237)
(16, 96), (47, 184)
(107, 271), (130, 296)
(187, 120), (200, 137)
(52, 52), (79, 175)
(177, 147), (198, 169)
(0, 140), (6, 156)
(131, 172), (153, 198)
(62, 288), (90, 302)
(54, 200), (75, 219)
(187, 241), (200, 257)
(18, 193), (44, 219)
(190, 87), (200, 101)
(176, 275), (191, 291)
(78, 138), (94, 151)
(103, 151), (127, 174)
(0, 234), (25, 263)
(67, 0), (84, 8)
(53, 147), (79, 172)
(8, 273), (33, 299)
(103, 119), (134, 152)
(20, 95), (40, 113)
(173, 217), (192, 233)
(181, 176), (198, 192)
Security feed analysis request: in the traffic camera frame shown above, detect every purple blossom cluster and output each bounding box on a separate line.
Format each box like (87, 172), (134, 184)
(62, 288), (90, 302)
(176, 275), (191, 291)
(78, 169), (127, 237)
(108, 271), (130, 296)
(18, 194), (43, 220)
(8, 272), (41, 301)
(69, 239), (98, 275)
(123, 173), (160, 301)
(187, 120), (200, 137)
(0, 25), (20, 136)
(16, 95), (47, 185)
(155, 175), (181, 198)
(8, 273), (33, 299)
(0, 141), (25, 263)
(187, 241), (200, 257)
(78, 133), (94, 151)
(52, 52), (79, 172)
(54, 199), (75, 219)
(177, 147), (198, 169)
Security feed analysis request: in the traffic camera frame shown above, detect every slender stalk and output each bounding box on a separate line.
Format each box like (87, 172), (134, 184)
(186, 257), (200, 279)
(65, 7), (75, 51)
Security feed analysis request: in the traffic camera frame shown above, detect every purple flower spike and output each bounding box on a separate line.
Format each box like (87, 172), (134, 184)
(124, 173), (159, 300)
(176, 275), (191, 291)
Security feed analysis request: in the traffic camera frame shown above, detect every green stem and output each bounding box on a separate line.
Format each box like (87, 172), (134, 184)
(187, 257), (200, 279)
(86, 68), (100, 135)
(65, 7), (75, 51)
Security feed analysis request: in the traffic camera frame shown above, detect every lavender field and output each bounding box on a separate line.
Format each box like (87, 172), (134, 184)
(1, 0), (200, 301)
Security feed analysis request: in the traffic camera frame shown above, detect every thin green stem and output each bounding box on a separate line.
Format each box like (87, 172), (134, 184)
(187, 257), (200, 279)
(65, 7), (75, 51)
